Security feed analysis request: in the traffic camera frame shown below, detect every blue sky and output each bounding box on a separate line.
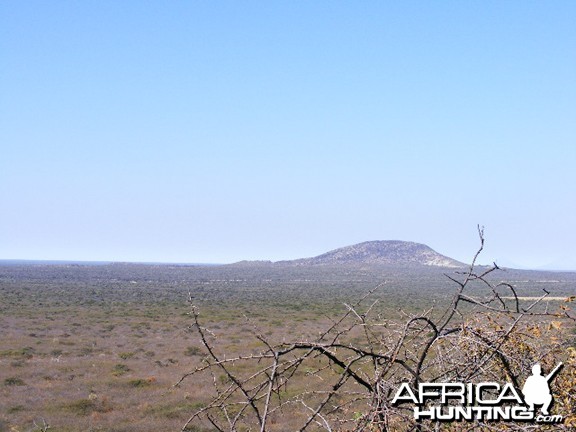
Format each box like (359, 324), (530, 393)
(1, 1), (575, 269)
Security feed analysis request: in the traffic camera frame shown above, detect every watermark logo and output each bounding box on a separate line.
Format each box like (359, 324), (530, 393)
(522, 362), (561, 414)
(391, 362), (564, 424)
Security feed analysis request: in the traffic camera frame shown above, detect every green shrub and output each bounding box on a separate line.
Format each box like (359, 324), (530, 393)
(112, 364), (131, 376)
(0, 347), (35, 359)
(62, 396), (113, 415)
(64, 398), (95, 416)
(118, 351), (135, 360)
(7, 405), (25, 413)
(4, 377), (26, 386)
(184, 346), (202, 356)
(127, 378), (151, 387)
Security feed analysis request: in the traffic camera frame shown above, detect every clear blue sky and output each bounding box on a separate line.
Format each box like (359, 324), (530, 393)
(1, 1), (575, 269)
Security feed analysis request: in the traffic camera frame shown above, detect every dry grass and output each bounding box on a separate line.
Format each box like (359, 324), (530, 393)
(0, 300), (333, 431)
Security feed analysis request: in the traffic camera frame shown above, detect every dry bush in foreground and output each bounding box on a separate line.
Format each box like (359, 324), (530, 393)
(177, 229), (575, 431)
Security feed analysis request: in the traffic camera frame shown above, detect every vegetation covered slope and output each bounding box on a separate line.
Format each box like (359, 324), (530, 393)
(282, 240), (465, 267)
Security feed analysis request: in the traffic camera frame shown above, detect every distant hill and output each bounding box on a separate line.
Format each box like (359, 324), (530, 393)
(277, 240), (465, 268)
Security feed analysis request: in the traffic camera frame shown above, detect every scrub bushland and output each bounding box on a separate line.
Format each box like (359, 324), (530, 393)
(1, 230), (574, 431)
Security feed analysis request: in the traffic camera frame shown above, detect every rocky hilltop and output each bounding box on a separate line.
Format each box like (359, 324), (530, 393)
(281, 240), (465, 268)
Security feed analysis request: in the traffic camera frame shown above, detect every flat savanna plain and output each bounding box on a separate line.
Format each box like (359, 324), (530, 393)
(1, 262), (574, 431)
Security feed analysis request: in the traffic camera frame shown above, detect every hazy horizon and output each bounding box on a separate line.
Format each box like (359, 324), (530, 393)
(2, 2), (575, 270)
(1, 237), (574, 272)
